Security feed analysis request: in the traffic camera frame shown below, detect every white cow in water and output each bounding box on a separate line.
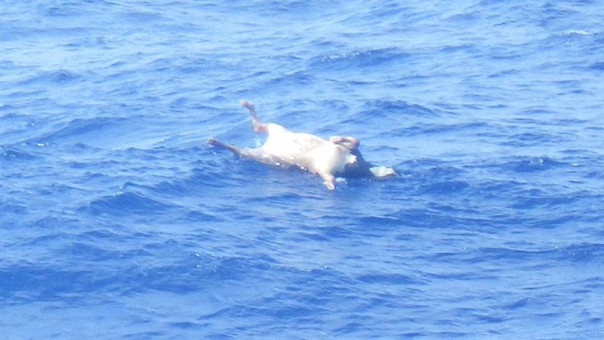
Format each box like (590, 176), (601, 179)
(208, 100), (397, 190)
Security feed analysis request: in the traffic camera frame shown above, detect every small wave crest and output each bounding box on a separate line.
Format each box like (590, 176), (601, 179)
(18, 70), (82, 86)
(360, 99), (438, 118)
(308, 47), (409, 71)
(0, 147), (38, 161)
(505, 157), (565, 173)
(40, 117), (125, 141)
(81, 192), (176, 217)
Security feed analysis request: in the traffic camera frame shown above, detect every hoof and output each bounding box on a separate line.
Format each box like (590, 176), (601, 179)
(240, 99), (254, 109)
(207, 137), (222, 147)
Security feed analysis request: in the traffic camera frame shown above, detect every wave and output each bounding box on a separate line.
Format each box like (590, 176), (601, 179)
(459, 243), (604, 265)
(0, 252), (275, 303)
(81, 191), (177, 217)
(31, 115), (171, 149)
(369, 208), (486, 230)
(589, 61), (604, 71)
(503, 157), (565, 173)
(18, 70), (82, 87)
(417, 180), (470, 195)
(360, 99), (439, 118)
(308, 47), (410, 72)
(0, 147), (38, 161)
(40, 117), (125, 141)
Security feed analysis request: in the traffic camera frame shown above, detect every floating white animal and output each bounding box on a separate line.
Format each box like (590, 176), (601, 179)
(208, 100), (397, 190)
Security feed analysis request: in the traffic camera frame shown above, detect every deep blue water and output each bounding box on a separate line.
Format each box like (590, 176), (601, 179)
(2, 0), (604, 338)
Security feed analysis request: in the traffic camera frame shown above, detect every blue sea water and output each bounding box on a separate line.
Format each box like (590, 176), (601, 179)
(1, 0), (604, 338)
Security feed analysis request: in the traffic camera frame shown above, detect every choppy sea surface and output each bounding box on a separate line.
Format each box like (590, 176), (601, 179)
(2, 1), (604, 338)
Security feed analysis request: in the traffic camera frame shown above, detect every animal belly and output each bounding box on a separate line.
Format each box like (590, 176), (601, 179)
(304, 145), (355, 174)
(259, 126), (356, 175)
(261, 130), (324, 161)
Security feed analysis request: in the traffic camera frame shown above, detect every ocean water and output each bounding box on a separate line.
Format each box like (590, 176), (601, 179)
(1, 0), (604, 338)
